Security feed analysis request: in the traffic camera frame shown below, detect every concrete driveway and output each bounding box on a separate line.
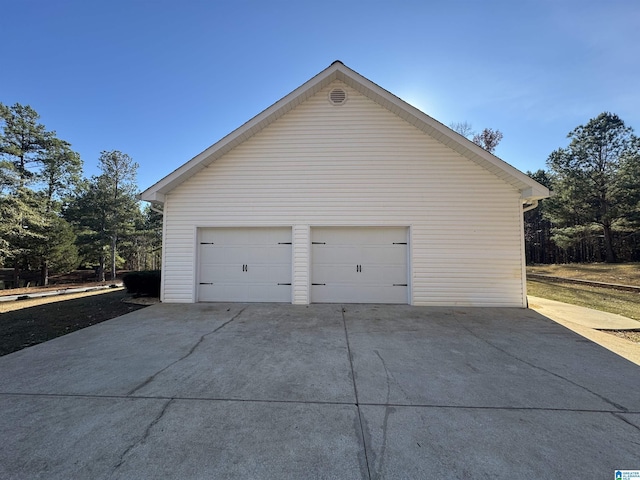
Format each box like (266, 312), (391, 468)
(1, 304), (639, 479)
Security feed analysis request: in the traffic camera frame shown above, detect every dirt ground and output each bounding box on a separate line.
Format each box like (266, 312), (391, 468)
(0, 289), (148, 357)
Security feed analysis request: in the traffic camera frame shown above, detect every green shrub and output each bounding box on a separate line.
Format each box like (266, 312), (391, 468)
(122, 270), (161, 297)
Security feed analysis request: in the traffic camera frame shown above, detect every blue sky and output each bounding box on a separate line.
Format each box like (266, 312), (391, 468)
(2, 0), (638, 192)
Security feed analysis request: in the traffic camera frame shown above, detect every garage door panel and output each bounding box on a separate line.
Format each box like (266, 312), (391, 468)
(200, 245), (246, 263)
(312, 285), (407, 304)
(313, 228), (406, 245)
(198, 284), (245, 302)
(361, 246), (406, 264)
(199, 264), (245, 283)
(311, 227), (408, 304)
(246, 245), (291, 264)
(198, 227), (292, 302)
(246, 284), (291, 303)
(248, 264), (291, 283)
(312, 245), (360, 264)
(359, 265), (407, 285)
(312, 264), (360, 284)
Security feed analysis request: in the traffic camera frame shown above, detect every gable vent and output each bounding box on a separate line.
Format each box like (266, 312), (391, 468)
(329, 88), (347, 105)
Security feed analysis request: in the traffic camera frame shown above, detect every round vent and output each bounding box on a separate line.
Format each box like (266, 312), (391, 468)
(329, 88), (347, 105)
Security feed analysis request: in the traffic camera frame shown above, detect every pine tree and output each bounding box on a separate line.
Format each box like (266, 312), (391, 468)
(545, 112), (640, 263)
(0, 103), (49, 187)
(67, 151), (139, 281)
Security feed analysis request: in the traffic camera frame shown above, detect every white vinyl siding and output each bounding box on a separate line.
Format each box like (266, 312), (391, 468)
(292, 225), (310, 304)
(161, 80), (525, 306)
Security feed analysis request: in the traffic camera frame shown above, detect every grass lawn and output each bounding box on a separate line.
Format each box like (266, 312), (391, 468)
(527, 262), (640, 286)
(0, 289), (148, 356)
(526, 262), (640, 321)
(527, 278), (640, 321)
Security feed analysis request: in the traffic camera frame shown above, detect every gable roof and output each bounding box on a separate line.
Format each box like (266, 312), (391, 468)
(140, 61), (549, 205)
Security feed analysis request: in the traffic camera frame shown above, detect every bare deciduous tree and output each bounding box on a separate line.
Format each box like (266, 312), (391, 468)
(472, 128), (503, 153)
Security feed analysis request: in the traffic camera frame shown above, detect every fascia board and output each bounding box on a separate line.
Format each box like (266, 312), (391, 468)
(138, 190), (166, 203)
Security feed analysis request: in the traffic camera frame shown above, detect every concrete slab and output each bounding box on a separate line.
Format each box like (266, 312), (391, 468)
(108, 400), (365, 480)
(359, 406), (640, 479)
(0, 395), (365, 480)
(129, 304), (356, 402)
(343, 305), (640, 411)
(1, 303), (639, 479)
(528, 296), (640, 330)
(0, 303), (244, 395)
(528, 296), (640, 366)
(0, 394), (169, 480)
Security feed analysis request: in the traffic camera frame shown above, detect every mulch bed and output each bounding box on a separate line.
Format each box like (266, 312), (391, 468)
(0, 290), (148, 357)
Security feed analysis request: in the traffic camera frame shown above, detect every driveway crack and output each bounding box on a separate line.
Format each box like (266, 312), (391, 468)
(612, 412), (640, 438)
(111, 398), (173, 474)
(372, 350), (396, 480)
(341, 306), (372, 480)
(127, 307), (247, 396)
(457, 321), (628, 412)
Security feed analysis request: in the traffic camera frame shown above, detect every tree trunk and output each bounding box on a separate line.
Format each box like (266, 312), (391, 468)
(40, 260), (49, 286)
(602, 223), (617, 263)
(13, 261), (20, 289)
(111, 235), (117, 281)
(98, 254), (106, 282)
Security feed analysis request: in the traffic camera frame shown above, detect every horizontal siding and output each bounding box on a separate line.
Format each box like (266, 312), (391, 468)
(163, 80), (524, 306)
(161, 201), (194, 303)
(292, 225), (310, 304)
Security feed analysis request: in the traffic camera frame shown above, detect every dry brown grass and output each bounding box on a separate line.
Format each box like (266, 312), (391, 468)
(0, 288), (124, 313)
(527, 263), (640, 286)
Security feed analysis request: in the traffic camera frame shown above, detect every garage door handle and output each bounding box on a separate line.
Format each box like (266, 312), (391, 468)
(277, 283), (292, 285)
(393, 284), (408, 287)
(312, 242), (326, 244)
(200, 282), (214, 285)
(393, 242), (407, 245)
(312, 283), (326, 286)
(242, 264), (248, 272)
(356, 265), (362, 272)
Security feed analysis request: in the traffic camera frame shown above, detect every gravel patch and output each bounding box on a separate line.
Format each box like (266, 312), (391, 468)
(601, 330), (640, 344)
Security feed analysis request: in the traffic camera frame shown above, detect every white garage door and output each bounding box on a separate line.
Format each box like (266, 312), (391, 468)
(311, 227), (408, 304)
(198, 227), (292, 302)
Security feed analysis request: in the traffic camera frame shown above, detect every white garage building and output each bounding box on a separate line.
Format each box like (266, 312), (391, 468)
(140, 61), (548, 307)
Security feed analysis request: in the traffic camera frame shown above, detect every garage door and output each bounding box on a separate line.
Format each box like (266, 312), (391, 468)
(198, 227), (292, 302)
(311, 227), (408, 303)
